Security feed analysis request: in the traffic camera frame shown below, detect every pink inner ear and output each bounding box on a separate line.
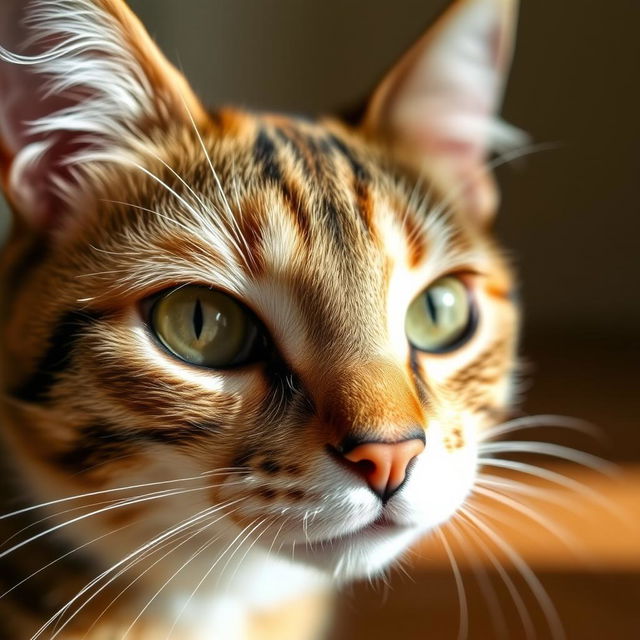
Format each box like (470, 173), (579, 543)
(1, 62), (101, 229)
(0, 2), (96, 229)
(364, 0), (525, 220)
(8, 132), (94, 229)
(1, 0), (208, 232)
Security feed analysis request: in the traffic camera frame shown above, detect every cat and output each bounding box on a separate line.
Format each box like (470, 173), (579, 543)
(0, 0), (525, 638)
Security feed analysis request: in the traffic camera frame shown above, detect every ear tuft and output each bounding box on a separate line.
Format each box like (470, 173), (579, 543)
(0, 0), (206, 229)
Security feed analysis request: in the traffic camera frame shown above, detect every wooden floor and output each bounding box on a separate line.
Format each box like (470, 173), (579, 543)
(331, 334), (640, 639)
(333, 571), (640, 639)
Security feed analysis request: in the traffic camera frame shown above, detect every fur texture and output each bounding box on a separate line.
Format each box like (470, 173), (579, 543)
(0, 1), (521, 638)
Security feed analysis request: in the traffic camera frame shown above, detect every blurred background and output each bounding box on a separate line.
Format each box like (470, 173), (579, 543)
(1, 0), (638, 637)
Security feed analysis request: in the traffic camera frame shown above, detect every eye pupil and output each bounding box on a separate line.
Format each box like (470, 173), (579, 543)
(150, 286), (261, 368)
(405, 276), (475, 353)
(425, 291), (438, 325)
(193, 298), (204, 339)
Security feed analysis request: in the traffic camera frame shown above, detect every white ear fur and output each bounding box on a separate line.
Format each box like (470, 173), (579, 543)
(0, 0), (206, 229)
(364, 0), (527, 220)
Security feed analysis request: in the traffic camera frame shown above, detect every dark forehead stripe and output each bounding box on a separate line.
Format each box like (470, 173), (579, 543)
(327, 134), (369, 182)
(326, 135), (374, 225)
(12, 310), (103, 403)
(312, 135), (367, 247)
(254, 125), (373, 250)
(253, 128), (312, 242)
(312, 138), (365, 248)
(254, 129), (282, 183)
(274, 126), (319, 177)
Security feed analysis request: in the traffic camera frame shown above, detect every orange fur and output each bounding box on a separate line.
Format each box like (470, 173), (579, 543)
(0, 1), (522, 638)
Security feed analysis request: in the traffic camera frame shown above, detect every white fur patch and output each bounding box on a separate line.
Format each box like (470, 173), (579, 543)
(0, 0), (170, 220)
(11, 0), (153, 142)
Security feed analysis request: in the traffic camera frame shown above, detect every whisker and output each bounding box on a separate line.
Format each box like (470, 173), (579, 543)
(435, 527), (469, 640)
(120, 510), (251, 639)
(101, 199), (196, 234)
(476, 473), (587, 514)
(456, 509), (535, 639)
(74, 269), (128, 278)
(446, 518), (508, 640)
(461, 508), (566, 640)
(82, 515), (225, 639)
(0, 521), (136, 601)
(3, 478), (247, 561)
(218, 517), (276, 594)
(82, 499), (248, 639)
(33, 498), (245, 640)
(180, 96), (254, 271)
(478, 441), (615, 474)
(41, 508), (222, 640)
(1, 468), (246, 520)
(4, 490), (193, 561)
(164, 517), (265, 640)
(261, 515), (289, 573)
(87, 243), (139, 257)
(2, 487), (193, 550)
(481, 415), (600, 442)
(129, 164), (207, 225)
(135, 149), (250, 267)
(470, 486), (580, 550)
(213, 517), (268, 592)
(478, 457), (611, 510)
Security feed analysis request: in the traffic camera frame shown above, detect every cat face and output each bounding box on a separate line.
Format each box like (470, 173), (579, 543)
(0, 0), (520, 586)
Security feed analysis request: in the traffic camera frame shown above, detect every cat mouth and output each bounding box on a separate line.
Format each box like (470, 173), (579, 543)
(305, 514), (413, 550)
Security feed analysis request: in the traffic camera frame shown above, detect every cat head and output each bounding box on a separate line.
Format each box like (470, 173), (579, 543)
(0, 0), (521, 583)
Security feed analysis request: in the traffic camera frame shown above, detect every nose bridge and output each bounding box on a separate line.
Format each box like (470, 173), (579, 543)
(321, 358), (425, 443)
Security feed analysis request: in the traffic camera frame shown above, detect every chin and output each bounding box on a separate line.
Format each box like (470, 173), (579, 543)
(277, 522), (424, 582)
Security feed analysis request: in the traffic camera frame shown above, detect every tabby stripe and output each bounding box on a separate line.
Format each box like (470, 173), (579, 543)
(253, 128), (311, 242)
(238, 205), (267, 274)
(275, 126), (329, 182)
(327, 134), (369, 183)
(57, 421), (217, 474)
(313, 136), (354, 248)
(274, 127), (313, 175)
(323, 198), (350, 248)
(254, 129), (282, 183)
(56, 422), (141, 473)
(400, 211), (428, 268)
(280, 179), (312, 243)
(327, 134), (375, 234)
(12, 310), (102, 403)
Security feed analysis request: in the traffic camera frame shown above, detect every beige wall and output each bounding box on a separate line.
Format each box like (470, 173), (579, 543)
(2, 0), (638, 334)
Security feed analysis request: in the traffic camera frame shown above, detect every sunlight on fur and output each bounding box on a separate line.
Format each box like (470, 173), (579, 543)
(0, 1), (604, 639)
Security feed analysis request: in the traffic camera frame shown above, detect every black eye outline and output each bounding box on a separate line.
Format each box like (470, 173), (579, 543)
(406, 276), (479, 355)
(143, 285), (271, 370)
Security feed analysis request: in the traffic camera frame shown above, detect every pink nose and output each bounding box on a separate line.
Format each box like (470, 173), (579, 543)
(342, 438), (425, 500)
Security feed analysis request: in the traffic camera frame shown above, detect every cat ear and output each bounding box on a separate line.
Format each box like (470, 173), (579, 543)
(363, 0), (526, 221)
(0, 0), (207, 230)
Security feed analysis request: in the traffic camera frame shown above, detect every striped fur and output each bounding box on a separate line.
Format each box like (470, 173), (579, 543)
(0, 1), (521, 638)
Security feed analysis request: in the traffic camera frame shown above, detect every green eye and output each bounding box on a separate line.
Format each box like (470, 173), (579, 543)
(405, 276), (475, 353)
(150, 286), (260, 368)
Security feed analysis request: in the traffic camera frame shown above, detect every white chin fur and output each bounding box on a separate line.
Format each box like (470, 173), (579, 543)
(284, 526), (422, 582)
(266, 426), (478, 582)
